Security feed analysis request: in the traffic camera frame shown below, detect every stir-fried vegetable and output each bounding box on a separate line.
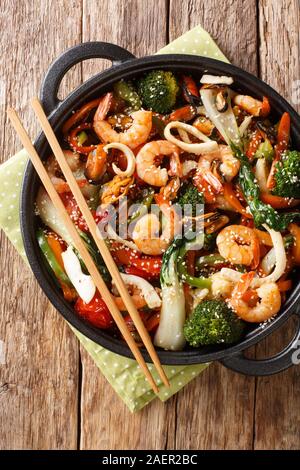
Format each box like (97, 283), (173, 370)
(62, 246), (96, 303)
(233, 144), (300, 230)
(113, 80), (142, 110)
(154, 238), (186, 351)
(138, 70), (179, 113)
(177, 183), (204, 216)
(37, 229), (72, 286)
(272, 150), (300, 199)
(200, 87), (241, 146)
(36, 69), (299, 340)
(75, 292), (113, 329)
(184, 300), (245, 347)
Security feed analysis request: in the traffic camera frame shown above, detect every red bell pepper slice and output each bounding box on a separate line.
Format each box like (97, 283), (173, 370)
(75, 292), (113, 329)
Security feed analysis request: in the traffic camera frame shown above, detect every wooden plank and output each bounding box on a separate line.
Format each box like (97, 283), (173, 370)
(0, 0), (81, 449)
(79, 0), (172, 450)
(169, 0), (258, 450)
(80, 349), (176, 450)
(169, 0), (258, 73)
(254, 0), (300, 450)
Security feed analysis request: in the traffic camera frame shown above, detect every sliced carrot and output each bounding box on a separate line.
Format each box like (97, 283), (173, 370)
(46, 234), (65, 269)
(146, 312), (160, 332)
(267, 112), (290, 189)
(223, 182), (252, 218)
(246, 130), (263, 160)
(169, 105), (196, 122)
(46, 234), (77, 301)
(254, 229), (273, 246)
(260, 192), (300, 209)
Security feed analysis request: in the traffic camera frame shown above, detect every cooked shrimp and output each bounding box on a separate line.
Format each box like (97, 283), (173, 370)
(228, 272), (281, 322)
(233, 94), (263, 116)
(159, 177), (181, 201)
(113, 292), (147, 311)
(210, 272), (235, 299)
(93, 93), (152, 150)
(132, 203), (180, 255)
(216, 225), (260, 268)
(198, 144), (240, 187)
(136, 140), (181, 186)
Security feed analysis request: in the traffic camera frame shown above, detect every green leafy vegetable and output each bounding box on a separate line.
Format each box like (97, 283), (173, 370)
(272, 150), (300, 199)
(232, 144), (300, 230)
(184, 299), (245, 346)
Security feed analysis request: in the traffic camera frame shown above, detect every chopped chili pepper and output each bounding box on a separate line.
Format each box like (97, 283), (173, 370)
(68, 123), (97, 154)
(111, 242), (162, 276)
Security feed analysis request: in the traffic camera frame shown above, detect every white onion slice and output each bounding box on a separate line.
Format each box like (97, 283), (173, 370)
(252, 225), (286, 287)
(239, 116), (253, 136)
(200, 75), (234, 85)
(261, 247), (276, 276)
(104, 143), (136, 177)
(62, 247), (96, 303)
(255, 158), (269, 193)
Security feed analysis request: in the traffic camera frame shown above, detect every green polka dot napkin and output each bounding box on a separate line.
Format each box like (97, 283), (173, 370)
(0, 26), (228, 412)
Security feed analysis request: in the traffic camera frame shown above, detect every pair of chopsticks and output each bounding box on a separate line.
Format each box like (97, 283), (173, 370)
(8, 99), (169, 393)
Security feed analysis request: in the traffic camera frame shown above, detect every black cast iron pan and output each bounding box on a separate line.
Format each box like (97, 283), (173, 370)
(20, 41), (300, 375)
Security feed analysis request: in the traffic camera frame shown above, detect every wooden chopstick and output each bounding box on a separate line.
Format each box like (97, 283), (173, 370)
(8, 107), (160, 394)
(31, 97), (169, 388)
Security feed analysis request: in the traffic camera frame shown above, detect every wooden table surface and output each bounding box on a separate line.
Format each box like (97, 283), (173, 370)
(1, 0), (300, 450)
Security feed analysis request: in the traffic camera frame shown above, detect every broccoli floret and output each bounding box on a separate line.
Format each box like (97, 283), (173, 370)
(138, 70), (179, 113)
(177, 183), (204, 217)
(184, 300), (245, 346)
(272, 150), (300, 199)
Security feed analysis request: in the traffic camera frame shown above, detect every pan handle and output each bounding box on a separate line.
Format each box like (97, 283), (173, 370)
(220, 313), (300, 376)
(40, 41), (135, 115)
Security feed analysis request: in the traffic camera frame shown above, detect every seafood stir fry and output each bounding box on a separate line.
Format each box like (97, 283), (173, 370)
(36, 70), (300, 350)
